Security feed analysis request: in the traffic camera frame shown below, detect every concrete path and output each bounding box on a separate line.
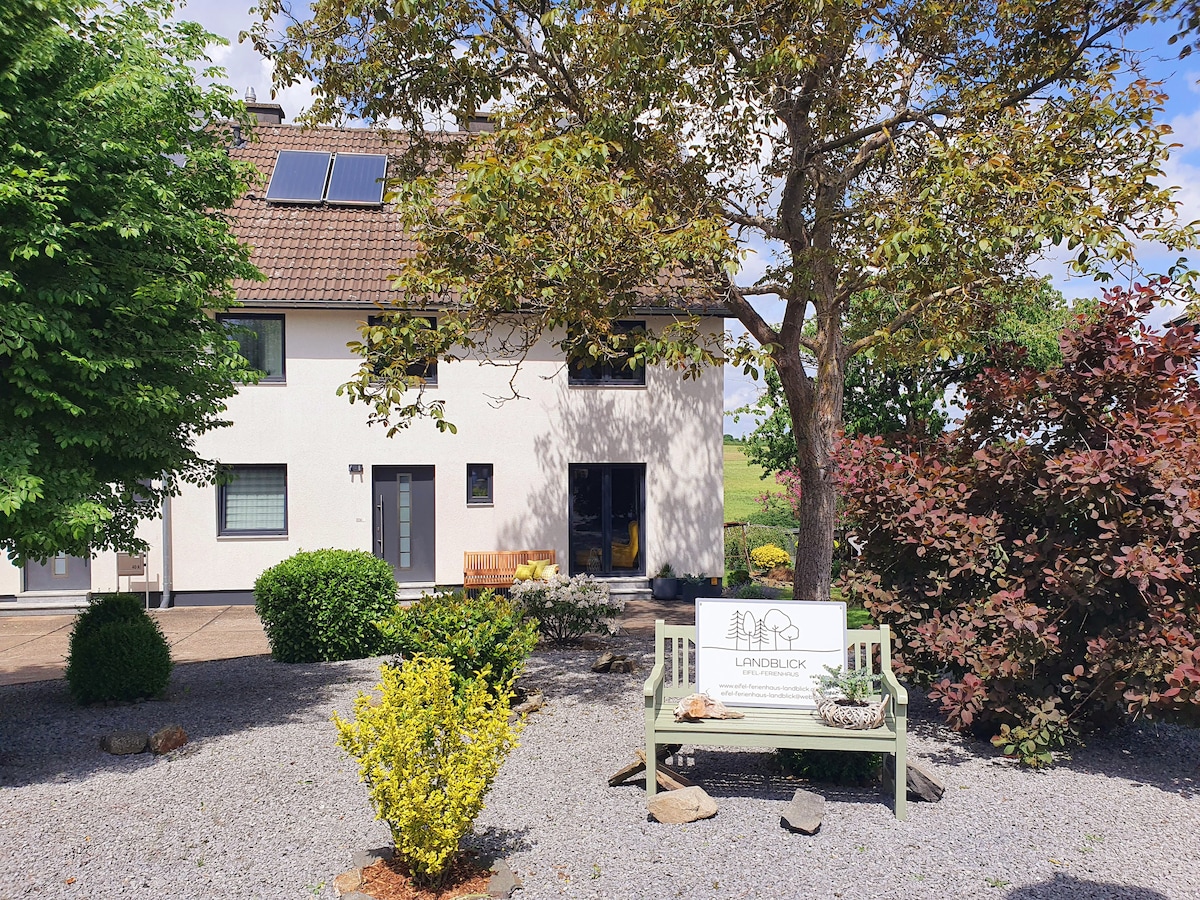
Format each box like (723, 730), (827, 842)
(0, 598), (694, 687)
(0, 606), (268, 687)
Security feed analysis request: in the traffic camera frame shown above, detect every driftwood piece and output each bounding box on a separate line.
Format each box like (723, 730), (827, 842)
(608, 748), (694, 789)
(673, 693), (746, 722)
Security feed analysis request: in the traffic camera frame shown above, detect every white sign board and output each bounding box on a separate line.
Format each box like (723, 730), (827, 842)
(695, 598), (847, 709)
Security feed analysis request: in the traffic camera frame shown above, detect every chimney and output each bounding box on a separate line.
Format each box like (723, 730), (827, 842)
(461, 113), (496, 133)
(243, 87), (286, 125)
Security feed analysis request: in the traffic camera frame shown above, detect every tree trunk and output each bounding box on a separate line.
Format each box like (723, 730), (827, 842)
(774, 328), (846, 602)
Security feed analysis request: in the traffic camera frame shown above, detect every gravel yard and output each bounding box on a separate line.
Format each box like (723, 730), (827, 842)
(1, 638), (1198, 900)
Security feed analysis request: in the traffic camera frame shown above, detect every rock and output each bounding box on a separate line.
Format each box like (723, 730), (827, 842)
(609, 658), (638, 674)
(591, 651), (615, 672)
(608, 755), (647, 787)
(100, 731), (148, 755)
(511, 690), (545, 717)
(647, 785), (718, 824)
(333, 869), (362, 896)
(149, 724), (188, 755)
(781, 789), (824, 835)
(350, 847), (393, 870)
(486, 857), (523, 898)
(673, 693), (745, 721)
(885, 757), (945, 802)
(655, 764), (695, 792)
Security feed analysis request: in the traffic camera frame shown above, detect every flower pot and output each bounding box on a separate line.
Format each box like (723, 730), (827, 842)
(651, 577), (680, 601)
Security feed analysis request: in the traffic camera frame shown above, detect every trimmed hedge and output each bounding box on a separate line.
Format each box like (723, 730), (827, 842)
(65, 593), (173, 704)
(254, 549), (398, 663)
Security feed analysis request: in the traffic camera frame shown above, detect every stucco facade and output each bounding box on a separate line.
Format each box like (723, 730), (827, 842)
(0, 308), (725, 605)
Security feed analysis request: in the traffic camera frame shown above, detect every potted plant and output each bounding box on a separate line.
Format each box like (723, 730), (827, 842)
(651, 563), (680, 601)
(680, 573), (723, 602)
(812, 665), (886, 730)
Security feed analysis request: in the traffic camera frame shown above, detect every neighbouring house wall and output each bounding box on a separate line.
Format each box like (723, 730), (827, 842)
(2, 308), (724, 601)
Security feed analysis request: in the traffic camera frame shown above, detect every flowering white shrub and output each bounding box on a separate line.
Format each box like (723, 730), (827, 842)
(510, 573), (625, 644)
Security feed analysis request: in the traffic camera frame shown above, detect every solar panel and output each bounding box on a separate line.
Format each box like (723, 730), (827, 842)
(265, 150), (332, 203)
(325, 153), (388, 205)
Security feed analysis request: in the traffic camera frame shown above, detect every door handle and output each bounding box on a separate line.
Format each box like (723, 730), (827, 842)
(376, 495), (384, 555)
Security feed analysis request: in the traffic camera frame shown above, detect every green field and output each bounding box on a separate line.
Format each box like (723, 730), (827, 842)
(723, 443), (775, 523)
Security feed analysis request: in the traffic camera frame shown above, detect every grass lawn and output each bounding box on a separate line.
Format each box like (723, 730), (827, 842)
(723, 443), (776, 522)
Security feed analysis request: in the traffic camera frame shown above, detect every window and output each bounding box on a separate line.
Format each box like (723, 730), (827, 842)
(568, 320), (646, 386)
(466, 464), (493, 505)
(218, 465), (287, 535)
(219, 314), (285, 382)
(367, 315), (438, 385)
(265, 150), (387, 206)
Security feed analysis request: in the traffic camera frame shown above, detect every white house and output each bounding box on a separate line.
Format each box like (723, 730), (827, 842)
(0, 102), (726, 609)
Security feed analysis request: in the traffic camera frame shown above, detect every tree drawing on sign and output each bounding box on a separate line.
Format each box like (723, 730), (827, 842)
(726, 611), (757, 650)
(761, 609), (801, 650)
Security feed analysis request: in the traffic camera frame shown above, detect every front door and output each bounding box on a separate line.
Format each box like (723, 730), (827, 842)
(24, 554), (92, 592)
(569, 464), (645, 576)
(373, 467), (435, 583)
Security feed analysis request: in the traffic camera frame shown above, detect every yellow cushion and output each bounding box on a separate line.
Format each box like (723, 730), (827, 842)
(541, 564), (559, 578)
(513, 564), (535, 581)
(529, 558), (551, 578)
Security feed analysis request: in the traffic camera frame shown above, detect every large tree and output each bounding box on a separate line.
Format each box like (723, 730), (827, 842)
(0, 0), (260, 561)
(251, 0), (1196, 600)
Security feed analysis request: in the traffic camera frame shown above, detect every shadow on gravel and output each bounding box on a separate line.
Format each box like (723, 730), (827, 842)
(0, 655), (382, 789)
(1005, 874), (1169, 899)
(1049, 720), (1200, 799)
(519, 646), (653, 707)
(463, 825), (533, 859)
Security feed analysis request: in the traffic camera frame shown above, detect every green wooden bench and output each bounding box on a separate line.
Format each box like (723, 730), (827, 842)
(643, 619), (910, 820)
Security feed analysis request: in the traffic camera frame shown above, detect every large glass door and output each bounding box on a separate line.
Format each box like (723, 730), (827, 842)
(569, 464), (644, 576)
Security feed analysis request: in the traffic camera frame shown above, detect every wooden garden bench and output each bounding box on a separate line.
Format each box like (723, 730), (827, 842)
(462, 549), (556, 592)
(643, 619), (910, 819)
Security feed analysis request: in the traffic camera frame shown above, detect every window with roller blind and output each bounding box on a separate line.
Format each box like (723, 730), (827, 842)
(217, 465), (287, 536)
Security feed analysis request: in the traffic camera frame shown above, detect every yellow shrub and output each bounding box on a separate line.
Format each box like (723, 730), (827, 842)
(333, 655), (520, 885)
(750, 543), (791, 569)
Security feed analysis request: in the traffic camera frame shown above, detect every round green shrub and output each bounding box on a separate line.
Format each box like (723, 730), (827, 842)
(727, 568), (751, 587)
(254, 549), (398, 663)
(66, 599), (173, 705)
(376, 589), (537, 697)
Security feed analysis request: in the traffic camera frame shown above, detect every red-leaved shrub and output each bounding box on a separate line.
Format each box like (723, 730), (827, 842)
(836, 284), (1200, 764)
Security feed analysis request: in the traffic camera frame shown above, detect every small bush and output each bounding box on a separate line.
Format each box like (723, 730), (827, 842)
(376, 590), (537, 696)
(727, 568), (751, 587)
(750, 543), (791, 569)
(254, 549), (398, 663)
(734, 583), (766, 599)
(510, 573), (625, 644)
(66, 595), (172, 704)
(778, 748), (883, 785)
(334, 657), (519, 886)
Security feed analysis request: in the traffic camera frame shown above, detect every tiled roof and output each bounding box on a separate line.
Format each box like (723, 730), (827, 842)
(227, 123), (728, 315)
(228, 124), (438, 306)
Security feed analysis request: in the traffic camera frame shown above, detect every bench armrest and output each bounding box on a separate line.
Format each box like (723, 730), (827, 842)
(881, 667), (908, 713)
(644, 662), (665, 708)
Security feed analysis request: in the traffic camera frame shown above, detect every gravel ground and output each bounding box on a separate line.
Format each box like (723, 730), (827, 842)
(2, 638), (1198, 900)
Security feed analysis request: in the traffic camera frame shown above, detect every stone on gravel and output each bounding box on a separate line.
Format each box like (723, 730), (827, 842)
(885, 757), (945, 802)
(486, 857), (523, 898)
(350, 847), (393, 870)
(333, 868), (362, 895)
(100, 730), (148, 755)
(149, 724), (188, 755)
(591, 652), (615, 672)
(780, 789), (824, 835)
(647, 785), (718, 824)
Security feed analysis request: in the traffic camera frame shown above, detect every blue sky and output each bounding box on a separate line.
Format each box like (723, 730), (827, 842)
(177, 2), (1200, 436)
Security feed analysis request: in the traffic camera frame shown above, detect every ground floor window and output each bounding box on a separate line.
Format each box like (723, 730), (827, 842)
(569, 464), (644, 576)
(219, 465), (287, 535)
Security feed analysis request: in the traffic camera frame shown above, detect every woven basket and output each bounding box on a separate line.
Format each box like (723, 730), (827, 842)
(813, 688), (886, 730)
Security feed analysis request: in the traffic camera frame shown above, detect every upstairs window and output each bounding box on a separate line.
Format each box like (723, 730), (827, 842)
(367, 315), (438, 385)
(568, 320), (646, 386)
(265, 150), (387, 206)
(219, 314), (285, 382)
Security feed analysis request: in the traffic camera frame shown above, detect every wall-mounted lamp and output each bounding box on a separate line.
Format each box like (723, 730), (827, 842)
(348, 464), (364, 475)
